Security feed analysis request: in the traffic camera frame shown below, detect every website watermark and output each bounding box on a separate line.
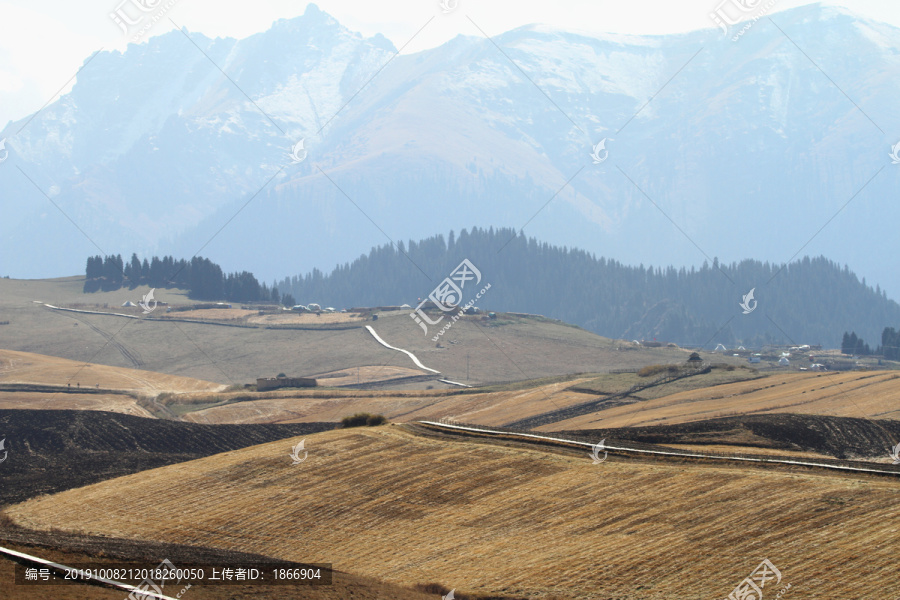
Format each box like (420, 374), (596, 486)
(290, 440), (308, 465)
(590, 138), (610, 163)
(723, 559), (788, 600)
(709, 0), (779, 41)
(889, 141), (900, 164)
(126, 558), (190, 600)
(739, 287), (757, 314)
(590, 439), (608, 464)
(139, 289), (157, 314)
(439, 0), (458, 15)
(410, 259), (491, 340)
(109, 0), (181, 44)
(289, 139), (307, 164)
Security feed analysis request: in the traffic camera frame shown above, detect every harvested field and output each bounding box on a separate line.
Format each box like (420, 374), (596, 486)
(162, 308), (254, 320)
(7, 425), (900, 599)
(554, 414), (900, 461)
(0, 409), (336, 506)
(247, 312), (365, 325)
(311, 365), (429, 386)
(0, 349), (225, 395)
(0, 391), (153, 417)
(178, 378), (600, 425)
(542, 370), (900, 430)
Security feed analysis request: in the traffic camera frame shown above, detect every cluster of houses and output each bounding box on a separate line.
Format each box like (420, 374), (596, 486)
(289, 303), (341, 313)
(709, 343), (828, 370)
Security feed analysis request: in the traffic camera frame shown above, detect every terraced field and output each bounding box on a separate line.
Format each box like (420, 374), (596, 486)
(7, 425), (899, 599)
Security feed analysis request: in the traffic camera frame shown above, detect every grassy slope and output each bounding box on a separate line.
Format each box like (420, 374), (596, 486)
(0, 277), (735, 387)
(7, 425), (899, 599)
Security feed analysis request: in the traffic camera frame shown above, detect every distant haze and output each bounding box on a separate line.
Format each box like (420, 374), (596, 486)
(1, 2), (898, 300)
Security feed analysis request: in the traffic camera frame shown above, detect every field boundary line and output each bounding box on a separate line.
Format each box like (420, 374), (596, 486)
(365, 326), (440, 374)
(438, 379), (472, 387)
(0, 544), (178, 599)
(41, 303), (364, 331)
(418, 420), (900, 477)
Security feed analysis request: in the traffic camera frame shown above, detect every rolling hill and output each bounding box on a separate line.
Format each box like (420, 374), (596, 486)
(5, 424), (899, 599)
(539, 370), (900, 431)
(0, 276), (720, 387)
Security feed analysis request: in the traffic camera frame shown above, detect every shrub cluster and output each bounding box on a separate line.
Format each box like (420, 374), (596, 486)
(341, 413), (388, 427)
(637, 364), (681, 378)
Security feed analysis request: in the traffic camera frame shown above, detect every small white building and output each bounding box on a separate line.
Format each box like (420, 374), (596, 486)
(778, 357), (790, 366)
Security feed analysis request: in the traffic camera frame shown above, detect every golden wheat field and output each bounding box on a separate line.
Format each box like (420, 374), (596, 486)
(542, 370), (900, 431)
(7, 425), (899, 599)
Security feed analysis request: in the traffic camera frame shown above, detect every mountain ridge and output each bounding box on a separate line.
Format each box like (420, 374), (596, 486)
(2, 2), (898, 297)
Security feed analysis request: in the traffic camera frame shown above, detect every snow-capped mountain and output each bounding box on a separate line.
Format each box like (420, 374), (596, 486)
(2, 3), (899, 295)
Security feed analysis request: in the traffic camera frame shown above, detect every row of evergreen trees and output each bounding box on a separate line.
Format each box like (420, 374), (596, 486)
(82, 227), (900, 348)
(83, 253), (294, 305)
(271, 227), (900, 349)
(838, 327), (900, 358)
(840, 331), (873, 356)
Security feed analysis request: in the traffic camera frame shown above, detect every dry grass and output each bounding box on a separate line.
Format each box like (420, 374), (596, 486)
(7, 426), (900, 599)
(0, 276), (738, 387)
(0, 349), (225, 395)
(179, 378), (600, 425)
(0, 391), (155, 417)
(311, 365), (426, 386)
(247, 312), (365, 325)
(541, 370), (900, 431)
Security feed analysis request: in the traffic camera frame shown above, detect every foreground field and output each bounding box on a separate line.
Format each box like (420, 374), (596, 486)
(7, 425), (899, 599)
(542, 370), (900, 431)
(0, 409), (336, 506)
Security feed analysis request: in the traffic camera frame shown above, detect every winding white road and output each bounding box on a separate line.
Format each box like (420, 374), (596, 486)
(364, 326), (440, 374)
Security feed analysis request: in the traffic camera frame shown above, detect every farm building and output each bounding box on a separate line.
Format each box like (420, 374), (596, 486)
(256, 376), (317, 391)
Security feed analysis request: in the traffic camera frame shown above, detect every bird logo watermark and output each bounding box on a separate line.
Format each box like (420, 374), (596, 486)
(0, 138), (8, 164)
(0, 438), (6, 464)
(590, 439), (608, 464)
(890, 442), (900, 465)
(139, 288), (158, 314)
(290, 440), (308, 464)
(590, 138), (610, 164)
(439, 0), (458, 14)
(889, 141), (900, 165)
(442, 588), (455, 600)
(739, 288), (757, 314)
(290, 139), (307, 164)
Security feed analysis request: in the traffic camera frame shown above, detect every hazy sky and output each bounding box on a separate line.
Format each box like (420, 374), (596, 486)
(1, 0), (899, 127)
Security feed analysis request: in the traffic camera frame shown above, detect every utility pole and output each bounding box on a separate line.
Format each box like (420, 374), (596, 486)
(467, 353), (469, 381)
(357, 366), (360, 384)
